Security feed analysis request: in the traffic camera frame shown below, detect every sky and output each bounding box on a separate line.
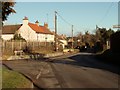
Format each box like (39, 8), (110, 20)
(4, 1), (118, 36)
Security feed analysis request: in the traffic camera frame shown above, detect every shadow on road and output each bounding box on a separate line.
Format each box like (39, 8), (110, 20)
(49, 53), (119, 75)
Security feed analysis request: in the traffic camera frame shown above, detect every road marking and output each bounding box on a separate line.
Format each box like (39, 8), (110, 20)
(36, 68), (43, 79)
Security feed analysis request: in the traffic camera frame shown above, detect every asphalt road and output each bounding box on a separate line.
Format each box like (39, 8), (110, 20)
(50, 53), (120, 88)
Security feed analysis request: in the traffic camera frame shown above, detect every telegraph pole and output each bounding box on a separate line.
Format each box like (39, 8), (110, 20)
(55, 11), (58, 51)
(96, 25), (98, 30)
(47, 13), (48, 24)
(72, 25), (73, 49)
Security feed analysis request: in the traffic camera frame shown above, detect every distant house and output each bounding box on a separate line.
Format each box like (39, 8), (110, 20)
(52, 32), (67, 49)
(2, 17), (54, 42)
(58, 34), (68, 49)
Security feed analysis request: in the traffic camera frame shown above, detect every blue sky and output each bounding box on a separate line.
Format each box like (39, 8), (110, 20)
(4, 2), (118, 36)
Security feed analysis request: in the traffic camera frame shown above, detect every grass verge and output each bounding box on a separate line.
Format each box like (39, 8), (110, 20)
(2, 66), (32, 88)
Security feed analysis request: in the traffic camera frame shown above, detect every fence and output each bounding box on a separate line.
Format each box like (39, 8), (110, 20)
(2, 40), (54, 54)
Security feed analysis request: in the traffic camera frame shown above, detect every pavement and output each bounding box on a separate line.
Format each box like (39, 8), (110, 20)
(6, 52), (64, 60)
(2, 59), (61, 89)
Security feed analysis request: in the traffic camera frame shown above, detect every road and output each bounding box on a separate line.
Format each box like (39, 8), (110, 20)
(50, 53), (119, 88)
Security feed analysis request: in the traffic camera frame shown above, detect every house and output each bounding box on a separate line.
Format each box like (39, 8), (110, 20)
(52, 31), (67, 49)
(18, 17), (54, 42)
(2, 17), (54, 42)
(58, 34), (68, 49)
(2, 24), (22, 40)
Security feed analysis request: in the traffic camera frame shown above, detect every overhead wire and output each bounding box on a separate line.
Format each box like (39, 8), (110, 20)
(56, 11), (83, 36)
(56, 12), (72, 26)
(97, 2), (114, 26)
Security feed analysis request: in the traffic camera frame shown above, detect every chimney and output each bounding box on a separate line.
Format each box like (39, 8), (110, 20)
(23, 16), (28, 25)
(44, 22), (48, 28)
(35, 20), (39, 26)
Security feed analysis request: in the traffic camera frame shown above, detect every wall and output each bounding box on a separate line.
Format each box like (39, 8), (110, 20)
(2, 34), (14, 40)
(18, 25), (37, 41)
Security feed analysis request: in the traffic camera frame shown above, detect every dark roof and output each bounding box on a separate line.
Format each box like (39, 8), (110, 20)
(2, 24), (22, 34)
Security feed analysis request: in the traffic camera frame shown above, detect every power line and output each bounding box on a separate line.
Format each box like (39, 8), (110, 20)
(55, 11), (83, 37)
(97, 2), (114, 25)
(56, 12), (72, 26)
(56, 12), (83, 35)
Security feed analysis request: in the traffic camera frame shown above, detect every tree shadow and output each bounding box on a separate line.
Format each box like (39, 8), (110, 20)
(49, 53), (120, 75)
(28, 53), (45, 60)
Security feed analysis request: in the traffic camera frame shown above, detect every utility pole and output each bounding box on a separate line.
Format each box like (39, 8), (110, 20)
(96, 25), (98, 30)
(47, 13), (48, 24)
(55, 11), (58, 51)
(72, 25), (73, 49)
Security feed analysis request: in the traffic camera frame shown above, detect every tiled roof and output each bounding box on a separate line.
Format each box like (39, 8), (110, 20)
(2, 24), (22, 34)
(28, 23), (53, 35)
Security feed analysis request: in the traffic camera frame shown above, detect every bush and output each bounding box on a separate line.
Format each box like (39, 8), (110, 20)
(11, 33), (26, 41)
(23, 46), (32, 54)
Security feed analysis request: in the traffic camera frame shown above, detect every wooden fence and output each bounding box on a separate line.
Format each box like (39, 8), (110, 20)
(2, 40), (54, 54)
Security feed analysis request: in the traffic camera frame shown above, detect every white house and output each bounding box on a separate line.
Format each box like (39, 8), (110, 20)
(2, 24), (22, 40)
(2, 17), (54, 42)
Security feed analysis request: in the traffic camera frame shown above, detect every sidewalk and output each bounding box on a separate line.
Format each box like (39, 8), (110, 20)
(2, 60), (61, 89)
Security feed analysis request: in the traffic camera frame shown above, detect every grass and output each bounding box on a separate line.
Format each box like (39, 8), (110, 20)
(2, 66), (32, 88)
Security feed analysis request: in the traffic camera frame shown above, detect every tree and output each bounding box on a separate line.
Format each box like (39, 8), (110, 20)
(11, 33), (26, 41)
(1, 1), (16, 21)
(95, 27), (114, 44)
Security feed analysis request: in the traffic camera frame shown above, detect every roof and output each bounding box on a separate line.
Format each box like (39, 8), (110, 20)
(28, 23), (53, 35)
(2, 24), (22, 34)
(52, 31), (66, 40)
